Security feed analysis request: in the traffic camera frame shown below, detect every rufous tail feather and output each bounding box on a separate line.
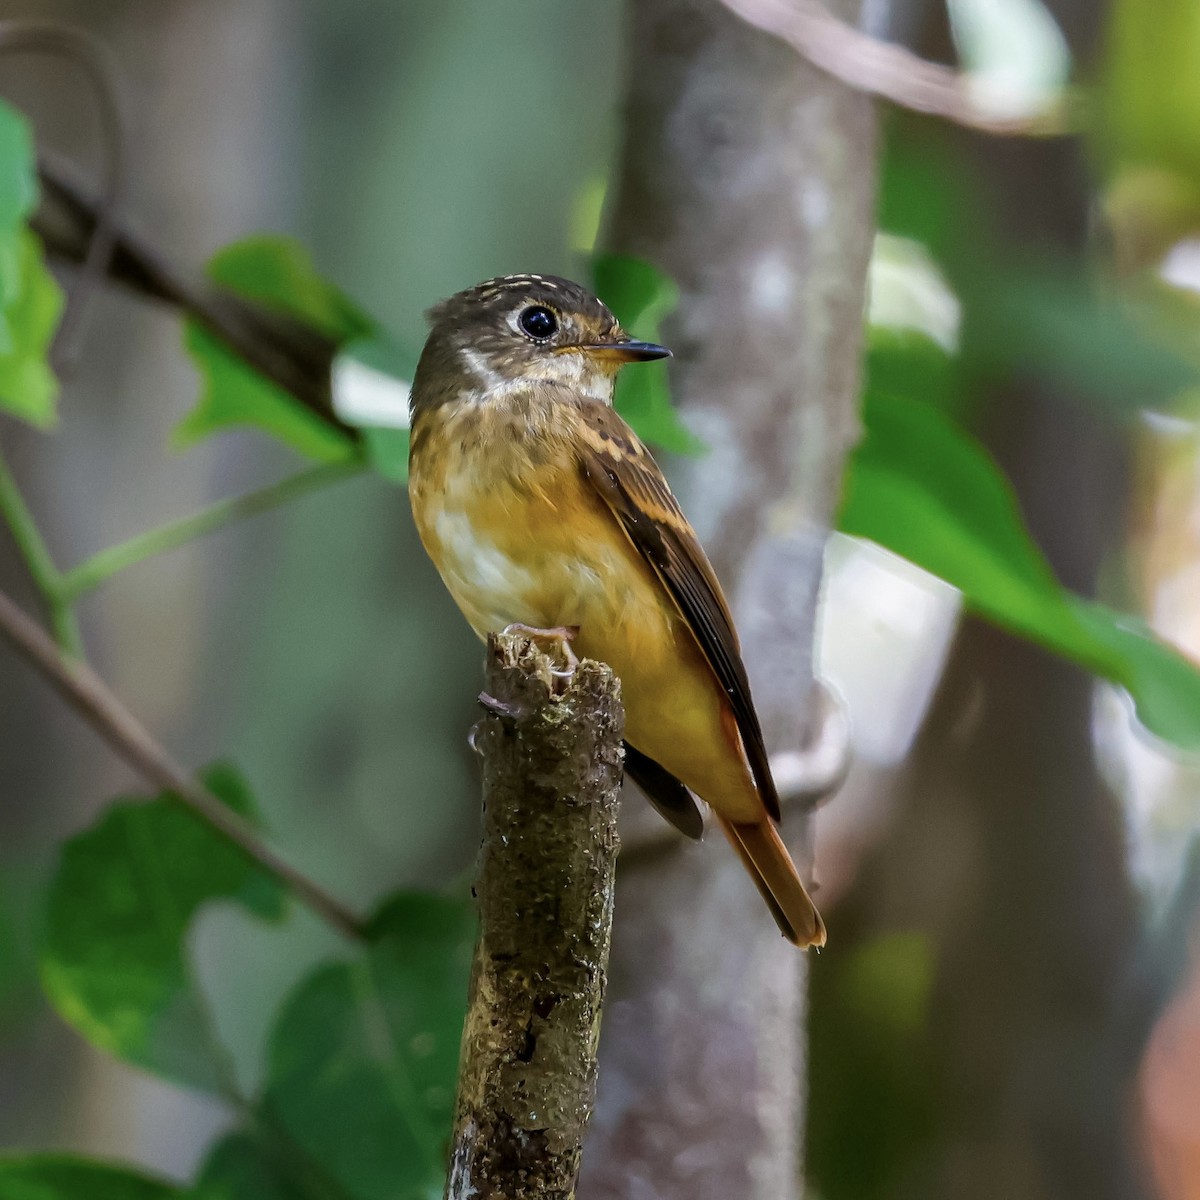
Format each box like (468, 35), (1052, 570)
(717, 815), (826, 948)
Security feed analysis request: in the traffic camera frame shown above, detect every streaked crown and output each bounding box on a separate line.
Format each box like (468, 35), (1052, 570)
(410, 273), (669, 415)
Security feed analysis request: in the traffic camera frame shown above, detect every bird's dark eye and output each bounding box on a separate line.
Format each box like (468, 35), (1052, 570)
(518, 305), (558, 340)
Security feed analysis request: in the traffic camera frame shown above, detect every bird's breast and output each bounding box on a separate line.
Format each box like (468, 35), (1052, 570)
(409, 401), (760, 821)
(409, 406), (669, 649)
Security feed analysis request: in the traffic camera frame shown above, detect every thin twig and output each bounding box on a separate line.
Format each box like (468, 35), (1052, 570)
(58, 459), (363, 599)
(0, 450), (83, 655)
(33, 152), (351, 434)
(718, 0), (1078, 136)
(0, 21), (127, 367)
(0, 587), (366, 942)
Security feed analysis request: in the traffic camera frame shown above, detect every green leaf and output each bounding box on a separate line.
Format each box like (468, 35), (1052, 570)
(0, 1156), (178, 1200)
(879, 126), (1200, 418)
(177, 236), (369, 462)
(361, 426), (410, 483)
(1071, 602), (1200, 752)
(592, 253), (705, 456)
(39, 764), (287, 1092)
(839, 392), (1200, 750)
(0, 101), (62, 426)
(978, 267), (1200, 416)
(838, 931), (936, 1042)
(263, 892), (475, 1200)
(867, 326), (960, 419)
(188, 1133), (325, 1200)
(878, 127), (988, 267)
(333, 335), (417, 484)
(0, 230), (64, 427)
(0, 98), (37, 237)
(206, 237), (373, 340)
(593, 253), (676, 333)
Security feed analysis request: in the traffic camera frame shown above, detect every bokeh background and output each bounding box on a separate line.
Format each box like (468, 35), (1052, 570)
(1, 2), (1199, 1199)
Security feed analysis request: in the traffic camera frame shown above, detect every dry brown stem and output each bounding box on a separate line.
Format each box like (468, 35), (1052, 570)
(718, 0), (1077, 136)
(0, 587), (365, 941)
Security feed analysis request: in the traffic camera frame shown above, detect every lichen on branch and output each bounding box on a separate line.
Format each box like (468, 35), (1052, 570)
(446, 632), (625, 1200)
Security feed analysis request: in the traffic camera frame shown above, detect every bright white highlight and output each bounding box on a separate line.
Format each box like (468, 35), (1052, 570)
(868, 233), (962, 353)
(331, 356), (411, 428)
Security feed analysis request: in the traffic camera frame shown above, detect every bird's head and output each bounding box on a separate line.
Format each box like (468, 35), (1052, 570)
(410, 273), (670, 415)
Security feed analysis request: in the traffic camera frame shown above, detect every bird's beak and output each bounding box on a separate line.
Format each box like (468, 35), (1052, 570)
(579, 338), (672, 363)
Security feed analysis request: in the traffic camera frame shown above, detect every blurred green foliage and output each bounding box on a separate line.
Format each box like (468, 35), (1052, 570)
(592, 253), (705, 455)
(178, 238), (366, 463)
(836, 120), (1200, 751)
(0, 99), (36, 232)
(877, 127), (1200, 419)
(188, 1133), (321, 1200)
(30, 759), (473, 1199)
(39, 765), (287, 1093)
(4, 3), (1200, 1194)
(0, 100), (62, 427)
(0, 1156), (177, 1200)
(842, 390), (1200, 748)
(812, 6), (1200, 1181)
(1100, 0), (1200, 185)
(809, 933), (937, 1200)
(264, 895), (473, 1200)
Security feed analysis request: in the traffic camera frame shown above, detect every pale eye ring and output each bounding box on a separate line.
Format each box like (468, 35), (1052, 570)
(518, 305), (558, 340)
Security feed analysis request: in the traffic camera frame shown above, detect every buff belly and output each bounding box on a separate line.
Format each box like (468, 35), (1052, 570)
(409, 461), (761, 825)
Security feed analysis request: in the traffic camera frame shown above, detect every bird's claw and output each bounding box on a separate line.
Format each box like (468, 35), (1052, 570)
(478, 691), (526, 722)
(472, 691), (531, 749)
(501, 623), (580, 679)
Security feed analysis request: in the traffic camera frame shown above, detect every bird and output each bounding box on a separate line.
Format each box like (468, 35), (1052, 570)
(407, 273), (825, 948)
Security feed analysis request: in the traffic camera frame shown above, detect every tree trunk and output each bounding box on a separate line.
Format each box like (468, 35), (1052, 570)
(581, 3), (876, 1196)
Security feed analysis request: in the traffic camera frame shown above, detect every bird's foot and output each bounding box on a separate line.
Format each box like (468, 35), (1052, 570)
(501, 623), (580, 684)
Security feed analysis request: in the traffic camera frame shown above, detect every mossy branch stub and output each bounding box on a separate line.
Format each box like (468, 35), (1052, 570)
(446, 632), (625, 1200)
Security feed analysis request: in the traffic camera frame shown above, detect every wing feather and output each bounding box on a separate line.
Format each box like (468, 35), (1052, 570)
(577, 404), (781, 823)
(622, 743), (705, 839)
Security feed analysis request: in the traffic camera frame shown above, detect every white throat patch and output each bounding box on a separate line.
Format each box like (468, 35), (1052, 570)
(455, 344), (614, 406)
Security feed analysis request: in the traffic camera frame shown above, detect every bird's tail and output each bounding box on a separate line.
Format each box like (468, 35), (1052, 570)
(717, 815), (826, 948)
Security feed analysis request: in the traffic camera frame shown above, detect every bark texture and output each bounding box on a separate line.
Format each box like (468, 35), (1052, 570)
(446, 633), (625, 1200)
(581, 2), (875, 1197)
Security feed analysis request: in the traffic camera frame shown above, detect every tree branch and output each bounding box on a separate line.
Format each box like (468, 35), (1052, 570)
(32, 152), (349, 431)
(0, 450), (83, 654)
(446, 633), (624, 1199)
(0, 586), (366, 942)
(717, 0), (1078, 136)
(57, 459), (363, 599)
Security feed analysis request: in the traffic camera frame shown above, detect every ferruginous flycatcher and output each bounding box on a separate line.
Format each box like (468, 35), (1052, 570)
(408, 273), (824, 947)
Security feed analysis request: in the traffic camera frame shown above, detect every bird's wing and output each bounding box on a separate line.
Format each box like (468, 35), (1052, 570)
(622, 743), (705, 839)
(577, 403), (781, 823)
